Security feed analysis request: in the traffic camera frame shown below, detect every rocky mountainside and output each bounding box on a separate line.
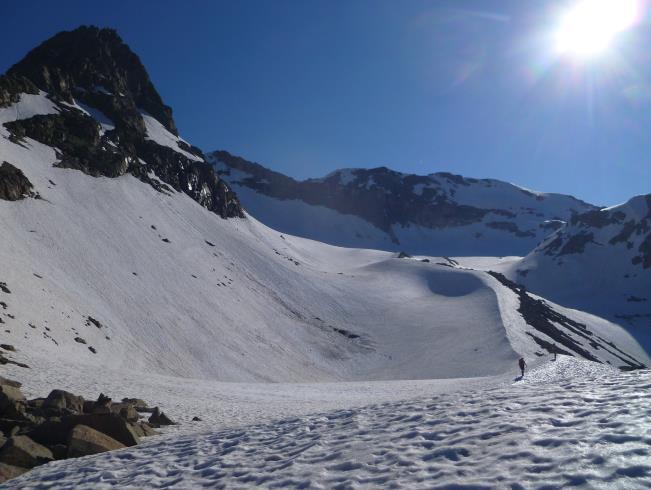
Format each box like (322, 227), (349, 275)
(0, 26), (242, 219)
(507, 194), (651, 348)
(209, 150), (596, 256)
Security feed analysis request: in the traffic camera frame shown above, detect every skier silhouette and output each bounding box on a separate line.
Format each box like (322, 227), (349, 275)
(518, 357), (526, 377)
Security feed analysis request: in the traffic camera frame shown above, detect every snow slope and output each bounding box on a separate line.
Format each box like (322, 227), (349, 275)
(1, 92), (646, 386)
(140, 110), (202, 162)
(6, 357), (651, 489)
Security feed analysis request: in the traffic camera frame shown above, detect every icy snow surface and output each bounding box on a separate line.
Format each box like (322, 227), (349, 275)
(6, 358), (651, 489)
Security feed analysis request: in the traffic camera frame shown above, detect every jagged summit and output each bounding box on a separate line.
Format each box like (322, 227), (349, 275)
(1, 27), (243, 219)
(7, 26), (175, 134)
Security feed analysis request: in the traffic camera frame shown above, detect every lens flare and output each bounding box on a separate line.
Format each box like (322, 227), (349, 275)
(554, 0), (641, 58)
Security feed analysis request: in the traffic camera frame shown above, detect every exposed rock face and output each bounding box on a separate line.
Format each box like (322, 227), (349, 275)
(1, 26), (243, 219)
(510, 195), (651, 348)
(209, 150), (596, 256)
(0, 435), (53, 468)
(43, 390), (85, 414)
(0, 462), (27, 483)
(0, 76), (38, 109)
(67, 424), (125, 457)
(488, 272), (646, 369)
(7, 26), (175, 134)
(0, 385), (26, 413)
(531, 194), (651, 269)
(0, 162), (34, 201)
(148, 407), (175, 426)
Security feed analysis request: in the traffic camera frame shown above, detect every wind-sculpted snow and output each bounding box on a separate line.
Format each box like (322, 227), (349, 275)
(7, 358), (651, 489)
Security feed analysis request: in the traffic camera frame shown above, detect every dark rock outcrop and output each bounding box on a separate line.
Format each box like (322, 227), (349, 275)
(535, 194), (651, 269)
(67, 424), (125, 457)
(43, 390), (85, 414)
(148, 407), (175, 426)
(0, 462), (27, 483)
(0, 162), (34, 201)
(0, 377), (169, 482)
(488, 271), (646, 370)
(0, 76), (38, 109)
(0, 435), (53, 468)
(7, 26), (175, 134)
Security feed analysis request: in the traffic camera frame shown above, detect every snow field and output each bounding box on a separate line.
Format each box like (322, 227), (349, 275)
(6, 358), (651, 489)
(1, 92), (650, 488)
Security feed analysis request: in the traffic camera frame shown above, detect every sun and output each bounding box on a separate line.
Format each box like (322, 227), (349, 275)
(554, 0), (641, 58)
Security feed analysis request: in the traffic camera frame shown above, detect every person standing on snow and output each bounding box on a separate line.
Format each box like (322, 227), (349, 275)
(518, 357), (526, 377)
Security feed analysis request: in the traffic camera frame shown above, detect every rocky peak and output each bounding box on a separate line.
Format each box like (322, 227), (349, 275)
(7, 26), (175, 135)
(536, 194), (651, 268)
(1, 27), (243, 219)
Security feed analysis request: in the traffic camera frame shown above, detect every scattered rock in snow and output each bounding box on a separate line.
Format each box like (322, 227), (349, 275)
(148, 407), (175, 426)
(0, 162), (35, 201)
(0, 353), (29, 369)
(86, 316), (103, 329)
(0, 377), (169, 482)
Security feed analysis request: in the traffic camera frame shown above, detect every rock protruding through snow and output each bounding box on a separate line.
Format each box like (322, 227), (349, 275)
(0, 376), (170, 483)
(0, 162), (35, 201)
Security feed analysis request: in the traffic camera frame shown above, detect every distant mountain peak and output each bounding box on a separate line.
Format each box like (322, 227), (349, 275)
(209, 150), (596, 256)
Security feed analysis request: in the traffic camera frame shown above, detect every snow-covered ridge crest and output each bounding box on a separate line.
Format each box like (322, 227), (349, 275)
(209, 150), (596, 256)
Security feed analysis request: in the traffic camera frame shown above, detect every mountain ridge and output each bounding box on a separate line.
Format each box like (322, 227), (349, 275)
(505, 193), (651, 349)
(210, 149), (597, 256)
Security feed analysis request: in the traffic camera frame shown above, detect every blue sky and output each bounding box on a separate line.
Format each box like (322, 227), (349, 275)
(2, 0), (651, 205)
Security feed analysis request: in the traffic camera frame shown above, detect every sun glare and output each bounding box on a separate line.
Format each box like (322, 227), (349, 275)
(554, 0), (640, 58)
